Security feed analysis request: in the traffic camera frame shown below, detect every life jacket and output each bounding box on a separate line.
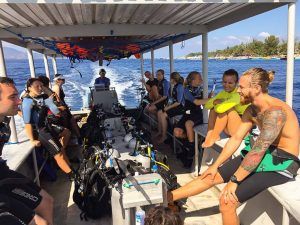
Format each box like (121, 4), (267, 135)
(169, 83), (179, 104)
(157, 79), (166, 96)
(24, 95), (61, 130)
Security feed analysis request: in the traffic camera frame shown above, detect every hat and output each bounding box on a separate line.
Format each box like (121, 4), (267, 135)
(54, 74), (65, 81)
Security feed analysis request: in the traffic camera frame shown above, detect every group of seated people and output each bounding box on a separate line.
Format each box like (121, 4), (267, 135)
(0, 70), (111, 225)
(20, 74), (81, 180)
(1, 66), (299, 225)
(143, 67), (299, 225)
(144, 68), (249, 168)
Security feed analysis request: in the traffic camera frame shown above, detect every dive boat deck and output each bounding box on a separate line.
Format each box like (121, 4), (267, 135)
(41, 122), (223, 225)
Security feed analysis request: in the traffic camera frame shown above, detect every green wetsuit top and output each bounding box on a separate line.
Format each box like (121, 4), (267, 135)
(204, 88), (249, 115)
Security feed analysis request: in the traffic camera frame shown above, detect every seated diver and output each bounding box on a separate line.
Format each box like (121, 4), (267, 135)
(22, 78), (76, 180)
(145, 69), (170, 116)
(50, 74), (82, 144)
(202, 69), (250, 148)
(168, 68), (300, 225)
(141, 70), (159, 102)
(156, 72), (185, 144)
(173, 71), (212, 168)
(0, 77), (54, 225)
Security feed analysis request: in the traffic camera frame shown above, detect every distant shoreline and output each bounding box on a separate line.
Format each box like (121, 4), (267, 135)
(183, 55), (300, 60)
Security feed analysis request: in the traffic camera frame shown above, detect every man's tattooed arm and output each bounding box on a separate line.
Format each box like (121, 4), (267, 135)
(240, 108), (287, 173)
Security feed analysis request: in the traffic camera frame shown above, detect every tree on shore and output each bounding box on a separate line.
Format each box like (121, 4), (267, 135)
(263, 35), (279, 56)
(186, 35), (300, 58)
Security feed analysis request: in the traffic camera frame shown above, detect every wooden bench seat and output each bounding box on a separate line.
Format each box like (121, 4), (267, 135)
(2, 130), (43, 186)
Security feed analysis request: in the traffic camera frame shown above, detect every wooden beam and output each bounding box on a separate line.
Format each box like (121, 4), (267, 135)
(0, 23), (207, 38)
(0, 0), (296, 4)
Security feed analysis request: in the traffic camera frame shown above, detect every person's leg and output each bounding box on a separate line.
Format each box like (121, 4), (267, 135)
(210, 155), (241, 220)
(29, 215), (48, 225)
(59, 128), (71, 165)
(53, 153), (72, 173)
(177, 120), (196, 167)
(157, 111), (169, 143)
(170, 171), (224, 202)
(202, 109), (231, 148)
(185, 120), (195, 143)
(34, 190), (54, 225)
(226, 110), (242, 136)
(173, 116), (188, 139)
(156, 110), (163, 138)
(59, 128), (71, 149)
(206, 109), (218, 136)
(220, 171), (292, 225)
(70, 116), (81, 138)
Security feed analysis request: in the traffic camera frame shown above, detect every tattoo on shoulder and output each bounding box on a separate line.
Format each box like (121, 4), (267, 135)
(241, 108), (287, 172)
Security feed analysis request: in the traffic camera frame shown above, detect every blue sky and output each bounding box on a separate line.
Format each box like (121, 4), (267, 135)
(4, 3), (300, 59)
(144, 3), (300, 58)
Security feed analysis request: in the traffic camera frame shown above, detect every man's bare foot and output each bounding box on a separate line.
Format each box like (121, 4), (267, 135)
(202, 134), (220, 148)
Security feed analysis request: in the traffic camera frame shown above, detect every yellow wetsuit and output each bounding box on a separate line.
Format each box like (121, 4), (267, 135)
(204, 88), (249, 115)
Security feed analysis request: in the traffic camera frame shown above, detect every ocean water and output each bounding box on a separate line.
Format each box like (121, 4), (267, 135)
(5, 58), (300, 131)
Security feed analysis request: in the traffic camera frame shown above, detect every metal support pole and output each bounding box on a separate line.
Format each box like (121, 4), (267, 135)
(52, 55), (58, 75)
(151, 49), (155, 76)
(169, 42), (174, 73)
(140, 53), (144, 88)
(0, 41), (7, 77)
(0, 41), (18, 143)
(43, 53), (50, 80)
(202, 33), (209, 123)
(169, 42), (176, 153)
(32, 149), (40, 186)
(27, 47), (36, 78)
(286, 3), (296, 107)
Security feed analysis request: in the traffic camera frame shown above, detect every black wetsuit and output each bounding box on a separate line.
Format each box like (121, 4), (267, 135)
(0, 117), (42, 224)
(175, 86), (204, 130)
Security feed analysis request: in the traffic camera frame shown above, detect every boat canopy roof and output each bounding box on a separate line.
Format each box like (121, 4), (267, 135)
(0, 0), (295, 61)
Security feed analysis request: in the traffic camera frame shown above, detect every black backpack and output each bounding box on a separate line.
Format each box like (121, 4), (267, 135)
(73, 156), (111, 220)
